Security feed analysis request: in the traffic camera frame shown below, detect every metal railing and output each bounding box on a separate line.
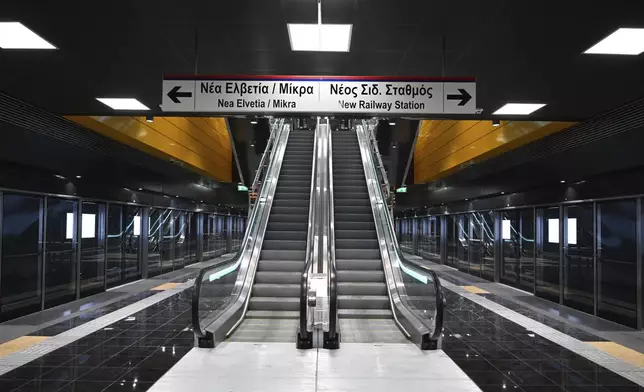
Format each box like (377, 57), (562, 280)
(192, 119), (289, 348)
(298, 120), (320, 348)
(248, 118), (283, 215)
(356, 120), (444, 350)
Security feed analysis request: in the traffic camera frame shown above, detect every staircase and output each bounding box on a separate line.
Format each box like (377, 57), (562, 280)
(332, 131), (391, 320)
(229, 130), (314, 342)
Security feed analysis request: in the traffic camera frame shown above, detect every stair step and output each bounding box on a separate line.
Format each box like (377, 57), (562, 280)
(334, 221), (375, 231)
(262, 240), (306, 250)
(265, 230), (308, 241)
(336, 259), (382, 271)
(334, 198), (371, 207)
(336, 249), (380, 259)
(255, 271), (301, 284)
(252, 283), (300, 297)
(337, 270), (385, 282)
(248, 297), (299, 311)
(268, 214), (308, 223)
(338, 309), (392, 319)
(272, 199), (309, 208)
(274, 192), (310, 200)
(258, 260), (305, 272)
(245, 310), (299, 319)
(267, 222), (307, 231)
(335, 213), (373, 222)
(260, 250), (305, 261)
(338, 295), (389, 309)
(335, 239), (379, 249)
(337, 282), (387, 296)
(335, 229), (377, 240)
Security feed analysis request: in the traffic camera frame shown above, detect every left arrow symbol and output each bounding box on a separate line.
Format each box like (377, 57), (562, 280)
(167, 86), (192, 104)
(446, 88), (472, 106)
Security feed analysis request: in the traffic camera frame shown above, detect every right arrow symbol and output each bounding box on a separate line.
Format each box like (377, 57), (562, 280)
(446, 88), (472, 106)
(167, 85), (192, 104)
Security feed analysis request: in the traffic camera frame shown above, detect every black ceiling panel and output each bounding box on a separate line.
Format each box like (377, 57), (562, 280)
(0, 0), (642, 119)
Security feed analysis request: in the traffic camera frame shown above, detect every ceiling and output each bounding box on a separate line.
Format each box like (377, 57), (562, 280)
(1, 1), (644, 120)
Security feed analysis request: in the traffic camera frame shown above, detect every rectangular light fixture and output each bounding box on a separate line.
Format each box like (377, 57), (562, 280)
(584, 28), (644, 55)
(96, 98), (150, 110)
(288, 23), (352, 52)
(0, 22), (56, 49)
(493, 103), (546, 115)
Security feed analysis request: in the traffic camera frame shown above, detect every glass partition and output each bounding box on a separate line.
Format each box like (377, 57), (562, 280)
(106, 205), (141, 289)
(187, 212), (198, 265)
(446, 215), (457, 267)
(44, 197), (78, 309)
(160, 209), (174, 274)
(173, 211), (188, 270)
(481, 211), (495, 281)
(469, 213), (484, 277)
(456, 215), (469, 272)
(0, 194), (43, 320)
(80, 202), (106, 298)
(597, 199), (637, 328)
(536, 206), (561, 303)
(564, 203), (595, 314)
(147, 207), (162, 278)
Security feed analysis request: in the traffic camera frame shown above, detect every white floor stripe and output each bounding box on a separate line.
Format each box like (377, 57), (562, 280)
(439, 279), (644, 386)
(0, 280), (194, 376)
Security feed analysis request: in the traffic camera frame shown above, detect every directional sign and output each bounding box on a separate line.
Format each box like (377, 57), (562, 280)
(443, 82), (476, 114)
(161, 80), (194, 112)
(161, 75), (476, 115)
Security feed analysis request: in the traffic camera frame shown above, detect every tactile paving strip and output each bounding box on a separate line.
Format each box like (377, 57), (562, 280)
(0, 280), (194, 376)
(440, 279), (644, 386)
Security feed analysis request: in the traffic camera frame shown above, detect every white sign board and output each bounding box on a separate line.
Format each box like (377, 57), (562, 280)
(161, 75), (476, 115)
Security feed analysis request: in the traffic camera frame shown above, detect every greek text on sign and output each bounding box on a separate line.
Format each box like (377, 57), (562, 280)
(161, 75), (476, 115)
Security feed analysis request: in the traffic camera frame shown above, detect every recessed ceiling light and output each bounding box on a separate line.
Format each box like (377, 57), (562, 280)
(288, 24), (352, 52)
(560, 180), (565, 183)
(250, 120), (258, 124)
(54, 174), (66, 180)
(493, 103), (546, 115)
(96, 98), (150, 111)
(584, 28), (644, 55)
(0, 22), (56, 49)
(138, 188), (143, 191)
(389, 121), (396, 126)
(146, 115), (154, 123)
(76, 175), (82, 179)
(492, 120), (500, 127)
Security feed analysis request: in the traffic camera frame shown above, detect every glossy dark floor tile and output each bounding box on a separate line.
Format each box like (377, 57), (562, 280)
(436, 283), (639, 392)
(1, 288), (196, 392)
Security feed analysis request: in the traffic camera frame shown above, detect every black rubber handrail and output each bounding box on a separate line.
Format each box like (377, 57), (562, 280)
(192, 119), (284, 339)
(191, 251), (242, 339)
(298, 124), (319, 346)
(360, 120), (445, 344)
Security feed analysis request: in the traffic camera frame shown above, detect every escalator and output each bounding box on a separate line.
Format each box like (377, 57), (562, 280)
(329, 123), (444, 349)
(192, 119), (316, 347)
(332, 132), (403, 340)
(229, 130), (314, 341)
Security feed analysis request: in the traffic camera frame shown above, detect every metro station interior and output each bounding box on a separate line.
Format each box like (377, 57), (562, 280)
(1, 1), (644, 391)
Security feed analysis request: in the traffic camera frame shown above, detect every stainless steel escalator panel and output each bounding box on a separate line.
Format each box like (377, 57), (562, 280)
(354, 122), (444, 350)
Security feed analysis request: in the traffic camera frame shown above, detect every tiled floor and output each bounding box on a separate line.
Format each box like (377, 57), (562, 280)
(148, 342), (480, 392)
(0, 289), (195, 391)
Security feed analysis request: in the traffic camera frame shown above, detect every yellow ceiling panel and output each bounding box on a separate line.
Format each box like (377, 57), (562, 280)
(66, 115), (232, 182)
(414, 119), (576, 184)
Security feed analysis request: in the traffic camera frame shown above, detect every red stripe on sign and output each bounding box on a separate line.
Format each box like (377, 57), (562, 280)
(163, 74), (475, 82)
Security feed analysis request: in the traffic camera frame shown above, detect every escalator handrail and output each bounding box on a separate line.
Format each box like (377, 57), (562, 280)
(249, 117), (280, 214)
(299, 121), (320, 341)
(192, 119), (285, 339)
(363, 120), (444, 341)
(327, 123), (338, 340)
(358, 120), (444, 343)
